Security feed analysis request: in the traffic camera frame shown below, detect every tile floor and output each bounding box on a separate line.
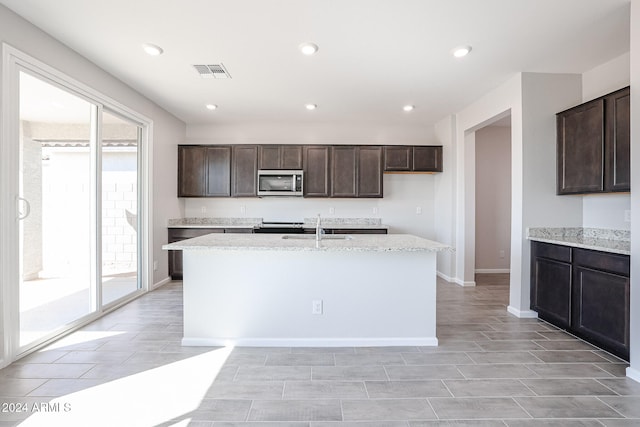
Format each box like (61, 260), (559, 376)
(1, 274), (639, 426)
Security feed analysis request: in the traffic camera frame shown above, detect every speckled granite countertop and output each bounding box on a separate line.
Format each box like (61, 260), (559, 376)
(163, 233), (450, 252)
(168, 217), (389, 230)
(168, 218), (262, 229)
(527, 227), (630, 255)
(304, 217), (388, 229)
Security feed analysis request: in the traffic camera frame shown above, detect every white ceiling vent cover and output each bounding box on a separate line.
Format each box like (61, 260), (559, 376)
(193, 64), (232, 79)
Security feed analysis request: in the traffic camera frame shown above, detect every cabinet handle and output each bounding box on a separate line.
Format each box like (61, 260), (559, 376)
(17, 197), (31, 220)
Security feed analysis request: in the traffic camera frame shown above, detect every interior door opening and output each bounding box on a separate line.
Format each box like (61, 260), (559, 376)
(474, 115), (512, 284)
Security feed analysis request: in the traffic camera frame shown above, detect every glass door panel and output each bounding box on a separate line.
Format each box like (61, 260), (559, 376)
(18, 71), (96, 348)
(101, 110), (141, 305)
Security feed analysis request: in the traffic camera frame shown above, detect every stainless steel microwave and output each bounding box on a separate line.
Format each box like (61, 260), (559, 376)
(257, 170), (304, 196)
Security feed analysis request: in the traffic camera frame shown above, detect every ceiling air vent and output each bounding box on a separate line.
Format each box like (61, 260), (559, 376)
(193, 64), (232, 79)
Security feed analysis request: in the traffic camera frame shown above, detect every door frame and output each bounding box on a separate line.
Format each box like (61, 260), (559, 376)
(1, 43), (153, 367)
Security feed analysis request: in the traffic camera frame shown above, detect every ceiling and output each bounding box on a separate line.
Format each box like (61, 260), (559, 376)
(1, 0), (631, 129)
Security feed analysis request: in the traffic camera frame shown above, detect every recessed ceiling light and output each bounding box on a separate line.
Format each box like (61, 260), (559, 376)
(299, 42), (319, 56)
(142, 43), (164, 56)
(452, 45), (472, 58)
(403, 105), (415, 112)
(305, 104), (317, 110)
(205, 104), (218, 110)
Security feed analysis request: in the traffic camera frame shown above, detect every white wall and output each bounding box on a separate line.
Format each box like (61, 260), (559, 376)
(627, 0), (640, 384)
(433, 115), (457, 281)
(581, 52), (631, 231)
(0, 5), (186, 287)
(187, 122), (434, 146)
(475, 125), (511, 272)
(184, 174), (437, 239)
(450, 72), (583, 314)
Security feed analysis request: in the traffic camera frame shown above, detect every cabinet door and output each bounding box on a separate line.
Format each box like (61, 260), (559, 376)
(258, 145), (281, 170)
(303, 146), (330, 197)
(205, 146), (231, 196)
(531, 257), (572, 328)
(358, 146), (383, 197)
(557, 99), (605, 194)
(232, 145), (258, 197)
(413, 146), (443, 172)
(331, 146), (358, 197)
(572, 266), (630, 360)
(178, 146), (207, 197)
(605, 87), (630, 192)
(331, 228), (388, 234)
(281, 145), (303, 169)
(384, 146), (412, 171)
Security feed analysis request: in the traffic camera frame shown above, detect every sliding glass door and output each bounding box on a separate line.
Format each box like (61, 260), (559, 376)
(18, 71), (97, 348)
(15, 68), (143, 353)
(101, 111), (141, 306)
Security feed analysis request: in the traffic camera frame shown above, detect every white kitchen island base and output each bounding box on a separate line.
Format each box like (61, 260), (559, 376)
(180, 244), (439, 347)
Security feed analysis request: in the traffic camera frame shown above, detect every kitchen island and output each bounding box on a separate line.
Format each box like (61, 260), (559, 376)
(163, 233), (450, 347)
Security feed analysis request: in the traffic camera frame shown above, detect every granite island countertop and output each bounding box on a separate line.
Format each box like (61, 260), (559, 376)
(163, 233), (451, 253)
(527, 227), (630, 255)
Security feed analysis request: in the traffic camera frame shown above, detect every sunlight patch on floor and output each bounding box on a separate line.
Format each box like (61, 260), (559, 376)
(19, 346), (233, 427)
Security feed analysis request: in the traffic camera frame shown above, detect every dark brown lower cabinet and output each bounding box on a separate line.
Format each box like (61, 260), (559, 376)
(531, 256), (572, 329)
(530, 241), (630, 361)
(571, 248), (630, 361)
(168, 228), (253, 279)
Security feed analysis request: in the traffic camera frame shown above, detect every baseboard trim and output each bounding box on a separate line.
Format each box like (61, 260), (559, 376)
(152, 276), (172, 290)
(475, 269), (510, 274)
(437, 271), (455, 283)
(627, 366), (640, 384)
(452, 277), (476, 287)
(507, 306), (539, 318)
(182, 337), (439, 347)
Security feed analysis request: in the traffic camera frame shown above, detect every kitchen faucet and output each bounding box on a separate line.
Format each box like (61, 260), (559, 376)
(316, 213), (323, 241)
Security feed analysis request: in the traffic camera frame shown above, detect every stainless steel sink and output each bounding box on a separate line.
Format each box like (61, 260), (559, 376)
(281, 234), (353, 240)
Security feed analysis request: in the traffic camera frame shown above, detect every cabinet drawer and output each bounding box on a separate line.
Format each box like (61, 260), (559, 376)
(573, 248), (629, 277)
(532, 241), (571, 262)
(330, 228), (388, 234)
(168, 228), (224, 240)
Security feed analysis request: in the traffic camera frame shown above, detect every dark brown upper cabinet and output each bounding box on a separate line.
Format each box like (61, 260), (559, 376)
(413, 146), (443, 172)
(358, 146), (384, 197)
(303, 146), (331, 197)
(557, 86), (630, 195)
(258, 145), (303, 170)
(384, 145), (442, 172)
(232, 145), (258, 197)
(605, 88), (630, 192)
(331, 146), (383, 198)
(331, 146), (358, 197)
(178, 145), (231, 197)
(384, 146), (412, 171)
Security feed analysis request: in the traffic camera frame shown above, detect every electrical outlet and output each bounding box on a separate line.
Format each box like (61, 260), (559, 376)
(240, 206), (246, 215)
(372, 207), (379, 215)
(499, 250), (505, 259)
(153, 260), (158, 271)
(416, 206), (422, 214)
(624, 210), (631, 222)
(200, 206), (207, 214)
(329, 207), (335, 215)
(312, 300), (323, 315)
